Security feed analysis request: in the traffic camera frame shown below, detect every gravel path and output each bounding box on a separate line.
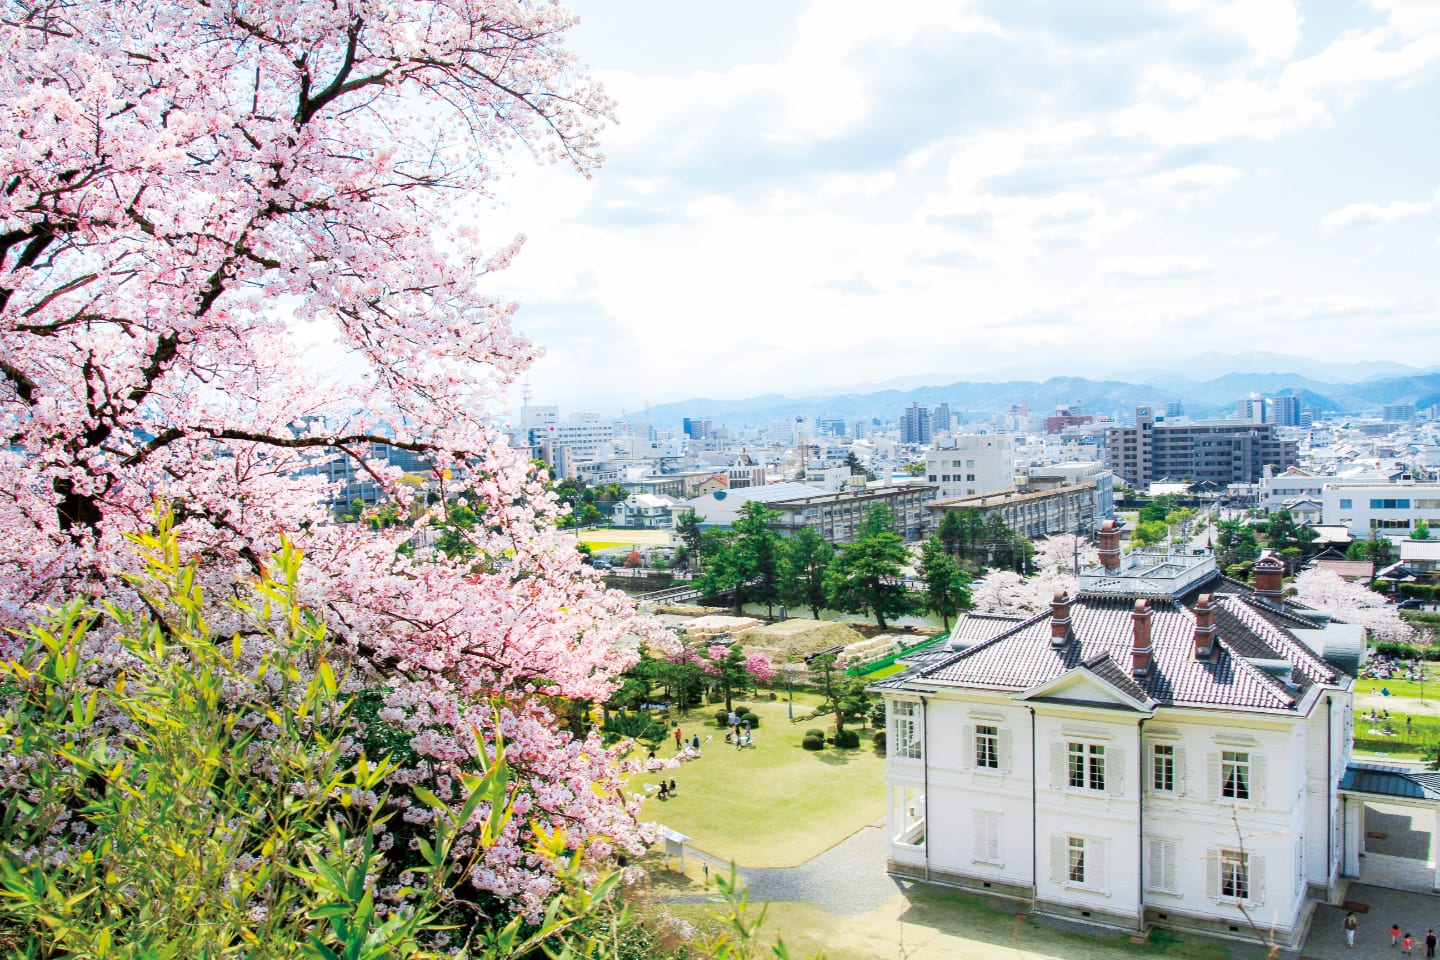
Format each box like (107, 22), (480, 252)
(670, 818), (908, 915)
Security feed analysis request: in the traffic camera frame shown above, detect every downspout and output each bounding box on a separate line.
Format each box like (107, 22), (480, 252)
(922, 694), (931, 883)
(1326, 695), (1334, 885)
(1137, 716), (1147, 934)
(1029, 705), (1038, 914)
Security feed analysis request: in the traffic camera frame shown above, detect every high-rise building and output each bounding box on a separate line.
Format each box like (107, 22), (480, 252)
(682, 417), (713, 440)
(1383, 403), (1416, 424)
(1106, 406), (1297, 488)
(932, 403), (953, 435)
(900, 402), (932, 444)
(1267, 395), (1302, 427)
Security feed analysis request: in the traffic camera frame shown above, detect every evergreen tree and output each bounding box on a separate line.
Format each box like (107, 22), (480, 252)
(780, 527), (835, 619)
(918, 536), (972, 630)
(824, 505), (914, 629)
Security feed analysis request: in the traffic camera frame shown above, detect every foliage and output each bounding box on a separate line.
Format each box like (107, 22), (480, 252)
(741, 712), (761, 729)
(1265, 509), (1317, 560)
(678, 642), (774, 714)
(1348, 529), (1398, 566)
(624, 550), (645, 568)
(697, 503), (783, 616)
(674, 510), (705, 568)
(0, 517), (623, 958)
(918, 536), (971, 630)
(902, 461), (926, 477)
(823, 505), (914, 629)
(872, 730), (888, 752)
(779, 527), (835, 620)
(835, 729), (861, 748)
(1215, 519), (1261, 569)
(802, 735), (825, 751)
(0, 0), (670, 913)
(1415, 519), (1432, 541)
(1130, 519), (1170, 548)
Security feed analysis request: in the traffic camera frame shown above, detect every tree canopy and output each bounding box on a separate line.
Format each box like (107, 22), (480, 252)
(824, 505), (914, 629)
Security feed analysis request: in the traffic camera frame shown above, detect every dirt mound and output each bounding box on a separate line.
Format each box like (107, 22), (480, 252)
(683, 614), (763, 639)
(735, 618), (867, 661)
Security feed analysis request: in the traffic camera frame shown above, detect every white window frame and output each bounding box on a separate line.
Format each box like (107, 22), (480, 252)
(892, 699), (922, 760)
(1068, 741), (1106, 792)
(1152, 743), (1175, 793)
(1221, 751), (1250, 801)
(976, 724), (999, 770)
(1220, 850), (1248, 901)
(1068, 836), (1086, 884)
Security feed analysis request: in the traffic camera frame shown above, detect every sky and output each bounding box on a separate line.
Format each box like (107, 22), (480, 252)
(470, 0), (1440, 417)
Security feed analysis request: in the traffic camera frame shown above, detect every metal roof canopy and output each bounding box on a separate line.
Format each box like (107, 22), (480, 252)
(1339, 762), (1440, 807)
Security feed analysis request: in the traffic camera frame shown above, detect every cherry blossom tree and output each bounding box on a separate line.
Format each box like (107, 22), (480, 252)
(1291, 569), (1412, 641)
(0, 0), (668, 919)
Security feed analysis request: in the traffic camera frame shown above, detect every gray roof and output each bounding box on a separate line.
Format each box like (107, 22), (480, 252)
(1341, 763), (1440, 802)
(885, 592), (1341, 713)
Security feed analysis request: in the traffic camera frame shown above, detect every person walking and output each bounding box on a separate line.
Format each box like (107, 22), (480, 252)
(674, 726), (683, 751)
(1346, 912), (1359, 948)
(1404, 933), (1414, 956)
(1424, 929), (1435, 959)
(1395, 924), (1404, 946)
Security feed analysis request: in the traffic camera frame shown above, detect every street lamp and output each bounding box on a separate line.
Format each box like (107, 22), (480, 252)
(785, 664), (794, 721)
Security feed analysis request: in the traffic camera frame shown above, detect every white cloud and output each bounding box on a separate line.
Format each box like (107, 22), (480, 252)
(1321, 199), (1433, 232)
(1102, 255), (1214, 279)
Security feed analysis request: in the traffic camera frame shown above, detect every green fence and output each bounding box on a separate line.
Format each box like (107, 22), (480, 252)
(845, 632), (950, 677)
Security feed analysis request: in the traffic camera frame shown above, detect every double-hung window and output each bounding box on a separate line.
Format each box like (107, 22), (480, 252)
(893, 700), (922, 760)
(975, 725), (999, 769)
(1068, 837), (1086, 883)
(1152, 744), (1175, 793)
(1068, 742), (1105, 791)
(1221, 751), (1249, 800)
(1220, 850), (1248, 900)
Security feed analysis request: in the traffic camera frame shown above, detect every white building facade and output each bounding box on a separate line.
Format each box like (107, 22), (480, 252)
(925, 434), (1016, 499)
(876, 542), (1358, 946)
(1320, 482), (1440, 537)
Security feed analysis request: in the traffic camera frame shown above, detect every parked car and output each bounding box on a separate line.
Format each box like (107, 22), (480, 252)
(1398, 598), (1425, 610)
(590, 558), (612, 570)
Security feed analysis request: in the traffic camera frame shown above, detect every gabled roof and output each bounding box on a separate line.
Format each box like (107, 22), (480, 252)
(885, 590), (1341, 713)
(1016, 654), (1156, 711)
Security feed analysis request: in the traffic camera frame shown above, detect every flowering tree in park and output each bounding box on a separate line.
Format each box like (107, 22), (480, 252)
(675, 642), (775, 714)
(0, 0), (669, 920)
(1291, 568), (1412, 641)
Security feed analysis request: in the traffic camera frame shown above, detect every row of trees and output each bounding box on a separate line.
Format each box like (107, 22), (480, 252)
(935, 507), (1035, 573)
(693, 503), (973, 630)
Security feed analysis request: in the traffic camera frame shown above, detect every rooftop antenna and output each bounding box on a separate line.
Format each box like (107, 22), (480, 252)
(520, 378), (533, 410)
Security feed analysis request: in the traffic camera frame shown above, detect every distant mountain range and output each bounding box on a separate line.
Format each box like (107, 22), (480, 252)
(640, 353), (1440, 429)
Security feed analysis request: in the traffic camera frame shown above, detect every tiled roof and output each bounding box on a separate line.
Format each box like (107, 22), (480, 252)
(948, 614), (1025, 649)
(1078, 654), (1156, 706)
(904, 595), (1325, 712)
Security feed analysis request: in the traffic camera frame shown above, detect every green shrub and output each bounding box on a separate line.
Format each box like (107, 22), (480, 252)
(805, 728), (826, 739)
(731, 704), (751, 718)
(714, 709), (730, 726)
(835, 729), (860, 749)
(872, 730), (887, 752)
(802, 735), (825, 751)
(740, 712), (760, 729)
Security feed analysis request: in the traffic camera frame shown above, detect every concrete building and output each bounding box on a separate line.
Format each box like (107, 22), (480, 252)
(901, 403), (933, 445)
(765, 481), (938, 543)
(1106, 407), (1297, 489)
(1025, 461), (1116, 522)
(927, 482), (1102, 540)
(611, 493), (680, 529)
(1320, 481), (1440, 538)
(875, 537), (1362, 947)
(925, 434), (1016, 499)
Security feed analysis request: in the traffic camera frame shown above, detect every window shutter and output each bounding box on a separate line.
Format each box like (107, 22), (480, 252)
(1249, 855), (1265, 906)
(961, 723), (974, 770)
(1050, 742), (1065, 789)
(1251, 755), (1265, 805)
(984, 813), (1001, 862)
(1174, 745), (1187, 795)
(1146, 839), (1160, 891)
(1050, 835), (1066, 885)
(1205, 848), (1220, 900)
(1162, 840), (1177, 892)
(1108, 746), (1125, 796)
(999, 728), (1013, 774)
(1090, 839), (1107, 893)
(972, 811), (986, 861)
(1207, 750), (1220, 801)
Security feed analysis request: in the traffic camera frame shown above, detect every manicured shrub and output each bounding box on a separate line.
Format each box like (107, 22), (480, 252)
(714, 709), (730, 727)
(802, 735), (825, 751)
(740, 712), (760, 729)
(835, 729), (860, 749)
(731, 704), (751, 718)
(872, 730), (887, 752)
(805, 728), (825, 739)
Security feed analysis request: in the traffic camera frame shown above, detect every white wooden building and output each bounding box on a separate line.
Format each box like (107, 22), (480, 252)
(874, 527), (1364, 946)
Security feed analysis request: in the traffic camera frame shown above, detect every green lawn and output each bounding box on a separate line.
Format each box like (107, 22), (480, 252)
(1356, 677), (1437, 700)
(1353, 711), (1440, 759)
(633, 693), (885, 868)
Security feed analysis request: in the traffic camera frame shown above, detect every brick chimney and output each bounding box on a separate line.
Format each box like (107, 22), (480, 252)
(1193, 594), (1217, 660)
(1050, 590), (1074, 647)
(1097, 519), (1123, 572)
(1253, 552), (1285, 607)
(1131, 599), (1154, 677)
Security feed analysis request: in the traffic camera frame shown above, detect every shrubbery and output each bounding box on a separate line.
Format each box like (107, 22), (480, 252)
(873, 730), (887, 752)
(802, 735), (825, 751)
(835, 729), (861, 749)
(741, 712), (760, 729)
(715, 709), (731, 726)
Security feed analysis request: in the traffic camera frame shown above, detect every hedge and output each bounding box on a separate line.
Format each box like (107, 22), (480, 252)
(835, 729), (860, 749)
(802, 735), (825, 751)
